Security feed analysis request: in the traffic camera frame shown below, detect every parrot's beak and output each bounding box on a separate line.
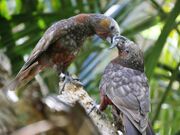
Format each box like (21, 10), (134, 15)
(109, 35), (128, 49)
(108, 35), (120, 49)
(106, 36), (112, 44)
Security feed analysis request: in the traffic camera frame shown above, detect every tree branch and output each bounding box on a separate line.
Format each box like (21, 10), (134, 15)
(57, 81), (119, 135)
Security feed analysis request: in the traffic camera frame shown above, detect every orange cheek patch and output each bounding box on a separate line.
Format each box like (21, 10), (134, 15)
(100, 18), (110, 29)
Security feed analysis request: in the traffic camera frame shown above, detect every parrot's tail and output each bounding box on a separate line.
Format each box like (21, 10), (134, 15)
(3, 62), (43, 91)
(146, 121), (155, 135)
(123, 115), (155, 135)
(123, 115), (141, 135)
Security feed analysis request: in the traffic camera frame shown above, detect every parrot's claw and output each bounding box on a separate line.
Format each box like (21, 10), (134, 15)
(88, 102), (102, 115)
(59, 73), (84, 94)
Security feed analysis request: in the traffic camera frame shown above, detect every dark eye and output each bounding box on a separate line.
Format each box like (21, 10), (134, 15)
(125, 50), (129, 53)
(110, 26), (115, 30)
(121, 40), (125, 44)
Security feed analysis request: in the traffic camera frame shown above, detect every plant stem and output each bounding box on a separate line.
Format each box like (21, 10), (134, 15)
(152, 63), (180, 124)
(145, 0), (180, 79)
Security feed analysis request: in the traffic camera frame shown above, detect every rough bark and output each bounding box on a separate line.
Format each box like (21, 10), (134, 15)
(0, 51), (122, 135)
(57, 81), (118, 135)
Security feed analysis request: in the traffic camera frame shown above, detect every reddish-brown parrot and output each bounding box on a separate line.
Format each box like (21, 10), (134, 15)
(6, 13), (120, 90)
(99, 36), (154, 135)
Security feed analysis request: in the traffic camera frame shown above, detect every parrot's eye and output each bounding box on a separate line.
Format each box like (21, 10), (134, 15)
(125, 50), (129, 53)
(121, 40), (125, 44)
(110, 26), (115, 30)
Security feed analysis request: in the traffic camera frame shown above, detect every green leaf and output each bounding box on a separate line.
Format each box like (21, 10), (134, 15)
(145, 0), (180, 79)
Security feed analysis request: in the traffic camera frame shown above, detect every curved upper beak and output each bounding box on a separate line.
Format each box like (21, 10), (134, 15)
(108, 35), (128, 49)
(107, 35), (120, 49)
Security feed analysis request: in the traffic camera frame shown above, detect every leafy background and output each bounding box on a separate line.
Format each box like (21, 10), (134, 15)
(0, 0), (179, 134)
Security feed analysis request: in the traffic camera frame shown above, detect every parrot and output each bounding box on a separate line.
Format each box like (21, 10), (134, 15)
(98, 36), (154, 135)
(6, 13), (120, 91)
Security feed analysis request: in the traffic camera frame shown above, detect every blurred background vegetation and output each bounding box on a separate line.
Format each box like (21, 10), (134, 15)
(0, 0), (179, 134)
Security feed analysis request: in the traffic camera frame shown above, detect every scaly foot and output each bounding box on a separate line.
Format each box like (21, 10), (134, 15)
(59, 72), (84, 94)
(87, 102), (102, 115)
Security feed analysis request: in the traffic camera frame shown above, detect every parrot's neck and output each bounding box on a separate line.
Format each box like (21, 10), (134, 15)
(73, 14), (95, 36)
(112, 57), (144, 72)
